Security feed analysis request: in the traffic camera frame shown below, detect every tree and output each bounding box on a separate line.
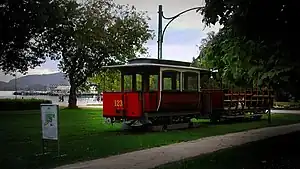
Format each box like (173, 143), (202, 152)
(192, 31), (216, 68)
(195, 27), (298, 98)
(47, 0), (153, 108)
(199, 1), (300, 98)
(196, 28), (257, 87)
(194, 27), (279, 88)
(200, 0), (297, 45)
(89, 70), (123, 92)
(0, 0), (63, 74)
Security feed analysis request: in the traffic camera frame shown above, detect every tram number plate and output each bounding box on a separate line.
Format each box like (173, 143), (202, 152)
(114, 100), (123, 107)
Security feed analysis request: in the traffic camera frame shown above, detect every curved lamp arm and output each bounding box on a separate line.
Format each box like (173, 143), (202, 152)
(161, 7), (203, 43)
(157, 5), (204, 60)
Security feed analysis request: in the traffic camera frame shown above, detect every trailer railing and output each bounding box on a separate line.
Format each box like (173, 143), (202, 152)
(223, 88), (274, 117)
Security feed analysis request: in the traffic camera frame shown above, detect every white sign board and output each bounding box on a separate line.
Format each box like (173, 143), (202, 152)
(41, 104), (58, 140)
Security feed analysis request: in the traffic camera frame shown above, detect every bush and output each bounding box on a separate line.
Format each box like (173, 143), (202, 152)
(0, 98), (52, 111)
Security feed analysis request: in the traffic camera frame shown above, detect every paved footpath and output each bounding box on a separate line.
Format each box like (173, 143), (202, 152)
(54, 123), (300, 169)
(271, 109), (300, 114)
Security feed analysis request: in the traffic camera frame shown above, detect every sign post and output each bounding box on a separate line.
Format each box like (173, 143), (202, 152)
(37, 104), (64, 157)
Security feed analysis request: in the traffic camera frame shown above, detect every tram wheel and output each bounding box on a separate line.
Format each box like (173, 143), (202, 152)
(143, 123), (153, 131)
(162, 125), (168, 132)
(252, 115), (263, 121)
(210, 110), (222, 123)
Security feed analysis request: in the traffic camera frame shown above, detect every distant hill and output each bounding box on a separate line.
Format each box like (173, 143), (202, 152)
(0, 81), (8, 90)
(0, 72), (69, 91)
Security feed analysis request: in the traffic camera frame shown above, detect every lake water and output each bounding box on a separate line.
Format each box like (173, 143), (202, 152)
(0, 91), (101, 106)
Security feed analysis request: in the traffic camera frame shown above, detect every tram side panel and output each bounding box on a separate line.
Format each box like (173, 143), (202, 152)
(103, 91), (224, 120)
(125, 92), (144, 118)
(103, 92), (143, 120)
(158, 92), (201, 112)
(200, 90), (224, 117)
(143, 92), (158, 112)
(209, 90), (224, 110)
(103, 92), (123, 119)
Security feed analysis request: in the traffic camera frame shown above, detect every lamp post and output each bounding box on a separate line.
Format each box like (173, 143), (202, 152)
(157, 5), (204, 60)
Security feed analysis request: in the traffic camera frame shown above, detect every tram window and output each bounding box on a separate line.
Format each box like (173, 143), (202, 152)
(136, 74), (142, 91)
(100, 70), (123, 92)
(176, 73), (180, 90)
(162, 71), (180, 91)
(163, 78), (172, 90)
(188, 76), (198, 90)
(183, 72), (198, 91)
(124, 75), (132, 92)
(149, 75), (158, 91)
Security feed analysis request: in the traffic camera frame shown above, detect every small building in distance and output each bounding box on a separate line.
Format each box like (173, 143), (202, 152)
(50, 85), (70, 96)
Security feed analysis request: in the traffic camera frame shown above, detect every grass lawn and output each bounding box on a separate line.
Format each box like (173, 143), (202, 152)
(1, 109), (300, 169)
(156, 131), (300, 169)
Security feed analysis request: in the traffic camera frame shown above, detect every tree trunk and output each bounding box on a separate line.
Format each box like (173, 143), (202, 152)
(68, 84), (78, 109)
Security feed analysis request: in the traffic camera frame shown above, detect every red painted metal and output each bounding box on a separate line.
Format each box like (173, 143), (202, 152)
(103, 92), (124, 118)
(103, 89), (272, 121)
(125, 92), (142, 118)
(202, 89), (224, 109)
(103, 92), (142, 119)
(159, 92), (201, 111)
(143, 92), (158, 112)
(103, 91), (160, 118)
(103, 90), (226, 119)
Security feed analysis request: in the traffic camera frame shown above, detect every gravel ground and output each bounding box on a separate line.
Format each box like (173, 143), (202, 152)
(53, 123), (300, 169)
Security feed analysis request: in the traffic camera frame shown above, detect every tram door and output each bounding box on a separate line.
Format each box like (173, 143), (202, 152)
(201, 91), (212, 116)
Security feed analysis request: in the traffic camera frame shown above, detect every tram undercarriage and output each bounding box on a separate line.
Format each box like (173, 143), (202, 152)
(104, 108), (270, 131)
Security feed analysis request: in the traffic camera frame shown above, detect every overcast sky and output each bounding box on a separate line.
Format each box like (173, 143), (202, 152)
(0, 0), (221, 82)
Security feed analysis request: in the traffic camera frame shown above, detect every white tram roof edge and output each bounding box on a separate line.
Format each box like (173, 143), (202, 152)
(103, 63), (210, 72)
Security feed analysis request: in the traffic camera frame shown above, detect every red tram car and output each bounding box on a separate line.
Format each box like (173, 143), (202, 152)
(102, 58), (273, 130)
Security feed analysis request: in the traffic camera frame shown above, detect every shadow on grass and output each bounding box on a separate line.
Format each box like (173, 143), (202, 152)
(215, 118), (266, 125)
(0, 110), (40, 115)
(0, 106), (100, 115)
(156, 131), (300, 169)
(60, 107), (100, 111)
(103, 118), (269, 135)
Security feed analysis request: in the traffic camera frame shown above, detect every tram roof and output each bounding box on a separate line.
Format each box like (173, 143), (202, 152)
(103, 58), (210, 72)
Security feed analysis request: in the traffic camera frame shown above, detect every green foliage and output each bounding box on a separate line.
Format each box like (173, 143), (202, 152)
(199, 0), (300, 97)
(200, 0), (295, 45)
(44, 0), (154, 107)
(193, 28), (254, 88)
(194, 26), (295, 90)
(192, 31), (216, 69)
(0, 98), (52, 111)
(89, 70), (122, 92)
(0, 0), (63, 73)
